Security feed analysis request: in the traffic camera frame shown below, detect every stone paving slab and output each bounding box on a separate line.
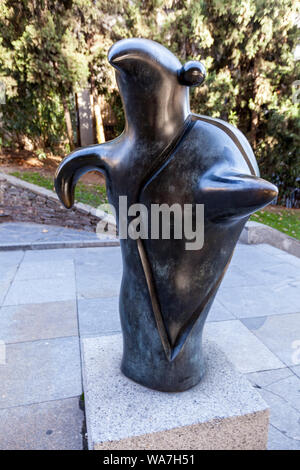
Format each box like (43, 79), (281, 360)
(0, 232), (299, 449)
(267, 424), (300, 450)
(74, 247), (123, 274)
(242, 313), (300, 366)
(0, 397), (84, 450)
(0, 223), (118, 251)
(258, 243), (300, 260)
(259, 388), (300, 442)
(291, 365), (300, 378)
(14, 259), (75, 281)
(265, 374), (300, 413)
(4, 276), (76, 306)
(0, 250), (24, 264)
(206, 299), (235, 322)
(0, 222), (98, 244)
(216, 283), (300, 318)
(220, 265), (260, 289)
(76, 273), (121, 300)
(0, 263), (19, 284)
(204, 320), (285, 373)
(0, 301), (78, 343)
(246, 368), (294, 388)
(23, 248), (76, 262)
(230, 243), (287, 268)
(0, 337), (82, 409)
(246, 262), (300, 286)
(264, 250), (300, 268)
(246, 368), (300, 449)
(0, 281), (10, 306)
(78, 297), (120, 337)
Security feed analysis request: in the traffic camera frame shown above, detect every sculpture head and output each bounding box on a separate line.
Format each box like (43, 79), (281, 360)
(108, 38), (206, 137)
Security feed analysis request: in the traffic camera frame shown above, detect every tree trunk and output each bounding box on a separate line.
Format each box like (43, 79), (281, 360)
(90, 73), (105, 144)
(62, 96), (74, 150)
(250, 59), (259, 150)
(94, 95), (106, 144)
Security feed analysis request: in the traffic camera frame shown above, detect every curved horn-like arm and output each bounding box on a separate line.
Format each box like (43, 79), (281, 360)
(200, 172), (278, 221)
(55, 145), (109, 209)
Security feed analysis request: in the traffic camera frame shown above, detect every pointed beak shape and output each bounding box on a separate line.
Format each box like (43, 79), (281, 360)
(107, 38), (182, 74)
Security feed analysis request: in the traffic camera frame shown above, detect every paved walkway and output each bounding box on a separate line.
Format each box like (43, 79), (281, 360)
(0, 222), (118, 250)
(0, 223), (299, 449)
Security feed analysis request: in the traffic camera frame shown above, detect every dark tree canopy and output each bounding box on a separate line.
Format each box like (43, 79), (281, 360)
(0, 0), (299, 201)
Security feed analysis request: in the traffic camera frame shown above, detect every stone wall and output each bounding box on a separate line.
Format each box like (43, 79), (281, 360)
(0, 172), (116, 233)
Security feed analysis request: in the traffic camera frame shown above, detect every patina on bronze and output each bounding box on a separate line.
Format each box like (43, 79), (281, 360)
(55, 38), (278, 392)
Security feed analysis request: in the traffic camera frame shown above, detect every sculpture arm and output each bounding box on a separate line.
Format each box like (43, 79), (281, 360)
(55, 144), (111, 209)
(199, 171), (278, 222)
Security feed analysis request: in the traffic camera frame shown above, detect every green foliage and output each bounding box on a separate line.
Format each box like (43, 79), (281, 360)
(0, 0), (89, 150)
(250, 208), (300, 240)
(10, 171), (108, 207)
(105, 0), (300, 204)
(1, 1), (300, 204)
(11, 171), (54, 190)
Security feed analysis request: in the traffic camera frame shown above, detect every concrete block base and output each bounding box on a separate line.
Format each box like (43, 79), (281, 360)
(82, 334), (269, 450)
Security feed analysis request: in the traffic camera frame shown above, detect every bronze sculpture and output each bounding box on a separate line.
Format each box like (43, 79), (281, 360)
(55, 38), (278, 392)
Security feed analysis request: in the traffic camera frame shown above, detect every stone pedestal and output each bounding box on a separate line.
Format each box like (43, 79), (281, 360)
(81, 334), (269, 450)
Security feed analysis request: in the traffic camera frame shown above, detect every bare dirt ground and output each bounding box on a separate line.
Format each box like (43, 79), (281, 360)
(0, 149), (105, 185)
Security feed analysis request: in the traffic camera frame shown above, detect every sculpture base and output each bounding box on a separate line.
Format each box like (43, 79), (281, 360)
(81, 334), (269, 450)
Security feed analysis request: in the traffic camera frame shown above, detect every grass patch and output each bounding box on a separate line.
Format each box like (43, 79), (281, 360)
(10, 171), (108, 208)
(11, 171), (54, 191)
(250, 208), (300, 241)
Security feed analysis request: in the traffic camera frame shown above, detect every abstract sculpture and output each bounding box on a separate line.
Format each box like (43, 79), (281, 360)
(55, 38), (277, 392)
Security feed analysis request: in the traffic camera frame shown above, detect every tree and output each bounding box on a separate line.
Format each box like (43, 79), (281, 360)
(128, 0), (299, 203)
(0, 0), (89, 150)
(93, 0), (298, 203)
(0, 0), (298, 203)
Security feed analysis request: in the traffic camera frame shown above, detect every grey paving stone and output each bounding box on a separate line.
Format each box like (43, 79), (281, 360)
(0, 301), (78, 343)
(246, 368), (293, 388)
(0, 281), (10, 306)
(230, 244), (284, 269)
(220, 265), (259, 289)
(78, 297), (120, 337)
(76, 273), (121, 299)
(204, 320), (284, 373)
(0, 250), (24, 265)
(258, 244), (300, 269)
(242, 312), (300, 366)
(15, 259), (75, 281)
(265, 374), (300, 412)
(268, 424), (300, 450)
(207, 299), (235, 322)
(0, 263), (18, 283)
(291, 365), (300, 378)
(217, 283), (300, 318)
(0, 397), (84, 450)
(0, 337), (82, 408)
(259, 243), (300, 262)
(273, 252), (300, 268)
(239, 316), (268, 330)
(75, 261), (122, 280)
(74, 246), (122, 274)
(4, 276), (76, 306)
(258, 388), (300, 442)
(23, 248), (76, 263)
(0, 222), (99, 246)
(242, 262), (300, 286)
